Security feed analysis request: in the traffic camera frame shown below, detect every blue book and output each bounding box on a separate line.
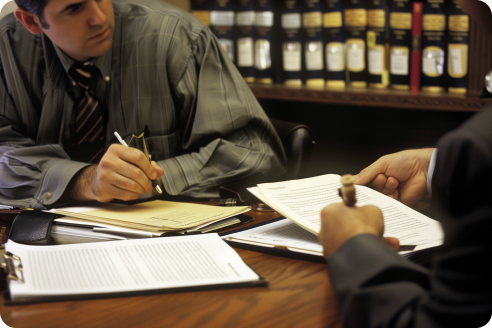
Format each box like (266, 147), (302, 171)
(420, 0), (446, 94)
(367, 0), (389, 89)
(322, 0), (346, 88)
(280, 0), (303, 86)
(343, 0), (368, 88)
(302, 0), (325, 88)
(254, 0), (275, 84)
(389, 0), (412, 91)
(446, 0), (469, 94)
(210, 0), (235, 62)
(235, 0), (256, 82)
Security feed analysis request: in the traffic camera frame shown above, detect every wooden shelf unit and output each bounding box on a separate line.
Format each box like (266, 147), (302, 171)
(249, 84), (492, 112)
(250, 13), (492, 113)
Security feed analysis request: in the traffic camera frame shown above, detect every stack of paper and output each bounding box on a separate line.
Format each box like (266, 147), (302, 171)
(3, 234), (265, 302)
(50, 200), (249, 233)
(247, 174), (444, 253)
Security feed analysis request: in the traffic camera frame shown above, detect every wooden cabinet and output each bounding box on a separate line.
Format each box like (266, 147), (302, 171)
(250, 17), (492, 112)
(174, 0), (492, 112)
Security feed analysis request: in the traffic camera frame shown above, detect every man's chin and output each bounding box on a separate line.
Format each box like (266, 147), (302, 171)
(87, 39), (113, 59)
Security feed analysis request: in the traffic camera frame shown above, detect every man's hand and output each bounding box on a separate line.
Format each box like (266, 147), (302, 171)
(319, 203), (400, 259)
(68, 144), (165, 202)
(354, 148), (434, 206)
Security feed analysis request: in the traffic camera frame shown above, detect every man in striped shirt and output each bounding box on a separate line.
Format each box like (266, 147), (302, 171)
(0, 0), (286, 209)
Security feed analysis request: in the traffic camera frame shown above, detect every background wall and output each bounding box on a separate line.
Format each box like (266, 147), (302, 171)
(0, 1), (17, 19)
(260, 100), (473, 178)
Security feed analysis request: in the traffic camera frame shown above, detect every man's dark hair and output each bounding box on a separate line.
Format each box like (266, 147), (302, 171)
(14, 0), (49, 28)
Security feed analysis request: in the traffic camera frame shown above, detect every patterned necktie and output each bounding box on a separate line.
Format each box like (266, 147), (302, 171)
(71, 61), (105, 163)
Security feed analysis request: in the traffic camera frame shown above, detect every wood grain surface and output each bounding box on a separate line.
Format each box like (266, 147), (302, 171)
(0, 209), (343, 328)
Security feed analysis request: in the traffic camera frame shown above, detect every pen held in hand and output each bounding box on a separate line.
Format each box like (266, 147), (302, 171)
(339, 174), (357, 207)
(114, 131), (163, 194)
(338, 174), (417, 252)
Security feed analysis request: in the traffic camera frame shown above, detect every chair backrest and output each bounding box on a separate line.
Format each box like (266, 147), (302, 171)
(0, 1), (17, 20)
(269, 117), (314, 180)
(217, 118), (314, 205)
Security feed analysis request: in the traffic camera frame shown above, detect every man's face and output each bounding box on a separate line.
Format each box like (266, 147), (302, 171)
(39, 0), (115, 61)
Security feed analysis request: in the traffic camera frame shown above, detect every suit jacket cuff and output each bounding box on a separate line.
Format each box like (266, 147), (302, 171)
(327, 234), (430, 325)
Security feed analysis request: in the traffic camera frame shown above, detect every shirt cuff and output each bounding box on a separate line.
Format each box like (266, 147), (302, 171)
(427, 148), (438, 195)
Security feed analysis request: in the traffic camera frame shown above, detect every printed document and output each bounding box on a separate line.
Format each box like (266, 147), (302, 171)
(248, 174), (443, 247)
(5, 234), (261, 301)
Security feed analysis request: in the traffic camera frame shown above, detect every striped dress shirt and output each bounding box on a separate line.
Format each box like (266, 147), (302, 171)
(0, 0), (286, 209)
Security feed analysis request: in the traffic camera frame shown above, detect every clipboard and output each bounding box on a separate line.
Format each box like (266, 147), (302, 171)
(0, 234), (268, 304)
(220, 218), (326, 264)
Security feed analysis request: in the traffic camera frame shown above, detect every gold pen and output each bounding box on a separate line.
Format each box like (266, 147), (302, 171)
(114, 131), (163, 194)
(338, 174), (417, 252)
(339, 174), (357, 207)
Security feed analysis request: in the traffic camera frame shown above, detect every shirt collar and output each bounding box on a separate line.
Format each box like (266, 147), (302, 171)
(53, 43), (112, 83)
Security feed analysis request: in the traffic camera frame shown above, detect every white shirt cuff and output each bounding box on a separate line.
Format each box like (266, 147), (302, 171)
(427, 148), (438, 195)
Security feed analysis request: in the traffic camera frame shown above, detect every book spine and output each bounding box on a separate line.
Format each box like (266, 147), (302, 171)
(420, 0), (446, 94)
(210, 0), (235, 62)
(389, 0), (412, 91)
(446, 0), (469, 95)
(280, 0), (303, 86)
(302, 0), (325, 88)
(191, 0), (211, 26)
(343, 0), (368, 89)
(254, 0), (275, 84)
(367, 0), (388, 89)
(410, 1), (423, 93)
(322, 0), (345, 88)
(235, 0), (256, 83)
(0, 219), (12, 245)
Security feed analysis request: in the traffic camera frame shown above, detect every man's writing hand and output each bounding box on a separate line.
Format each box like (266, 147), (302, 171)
(319, 203), (400, 259)
(68, 144), (164, 202)
(354, 148), (433, 206)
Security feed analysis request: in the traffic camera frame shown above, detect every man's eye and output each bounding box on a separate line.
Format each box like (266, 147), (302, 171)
(68, 6), (82, 14)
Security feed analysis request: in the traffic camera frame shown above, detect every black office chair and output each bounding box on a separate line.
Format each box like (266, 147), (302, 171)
(269, 117), (314, 181)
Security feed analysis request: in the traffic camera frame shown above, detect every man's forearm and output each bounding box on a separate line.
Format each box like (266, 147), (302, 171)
(66, 165), (98, 202)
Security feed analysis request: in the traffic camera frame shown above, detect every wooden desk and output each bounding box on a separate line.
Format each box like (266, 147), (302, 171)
(0, 209), (343, 328)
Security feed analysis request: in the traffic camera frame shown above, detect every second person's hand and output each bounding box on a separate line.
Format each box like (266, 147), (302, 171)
(354, 148), (434, 206)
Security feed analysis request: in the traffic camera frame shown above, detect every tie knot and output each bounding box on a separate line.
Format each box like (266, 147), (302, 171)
(71, 61), (93, 87)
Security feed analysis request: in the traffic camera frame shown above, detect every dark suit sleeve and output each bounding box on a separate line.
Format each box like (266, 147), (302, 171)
(327, 108), (492, 328)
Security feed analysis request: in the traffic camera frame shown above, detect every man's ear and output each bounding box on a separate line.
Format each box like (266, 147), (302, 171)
(14, 7), (44, 34)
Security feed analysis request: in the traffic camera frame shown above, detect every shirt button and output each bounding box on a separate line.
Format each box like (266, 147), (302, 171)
(72, 81), (76, 86)
(105, 76), (110, 82)
(45, 192), (52, 199)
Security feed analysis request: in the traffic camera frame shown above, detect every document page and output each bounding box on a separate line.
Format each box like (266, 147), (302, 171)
(249, 174), (443, 246)
(51, 200), (249, 232)
(5, 234), (260, 300)
(223, 218), (323, 255)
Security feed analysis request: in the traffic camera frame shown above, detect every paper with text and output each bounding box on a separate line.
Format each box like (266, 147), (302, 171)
(224, 218), (323, 255)
(248, 174), (443, 246)
(5, 234), (260, 300)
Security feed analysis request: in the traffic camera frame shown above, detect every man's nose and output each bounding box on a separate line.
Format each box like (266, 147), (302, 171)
(88, 1), (107, 26)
